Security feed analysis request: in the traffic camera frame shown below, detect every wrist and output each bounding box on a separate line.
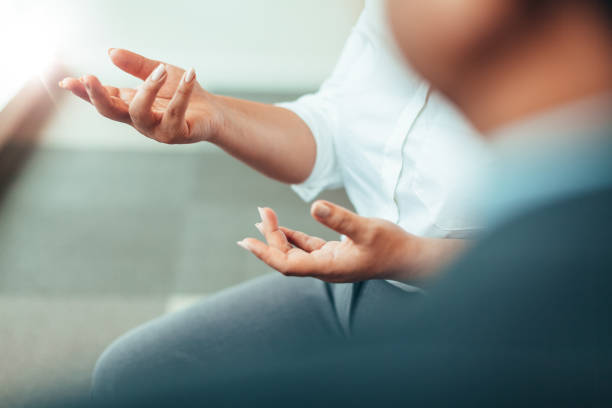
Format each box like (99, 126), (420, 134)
(387, 236), (465, 283)
(407, 237), (436, 280)
(401, 235), (428, 280)
(413, 238), (468, 280)
(202, 93), (226, 145)
(381, 233), (424, 281)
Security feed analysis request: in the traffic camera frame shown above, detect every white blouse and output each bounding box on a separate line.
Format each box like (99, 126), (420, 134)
(279, 0), (489, 243)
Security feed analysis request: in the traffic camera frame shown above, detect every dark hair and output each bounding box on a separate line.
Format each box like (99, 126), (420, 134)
(583, 0), (612, 21)
(599, 0), (612, 17)
(538, 0), (612, 23)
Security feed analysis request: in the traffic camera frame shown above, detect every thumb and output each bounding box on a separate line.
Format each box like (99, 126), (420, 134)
(108, 48), (163, 81)
(310, 201), (366, 242)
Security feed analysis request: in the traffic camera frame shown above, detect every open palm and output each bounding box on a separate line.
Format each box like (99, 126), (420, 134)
(240, 203), (419, 283)
(59, 48), (219, 144)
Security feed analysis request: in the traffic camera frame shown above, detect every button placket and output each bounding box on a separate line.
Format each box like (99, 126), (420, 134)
(381, 84), (430, 223)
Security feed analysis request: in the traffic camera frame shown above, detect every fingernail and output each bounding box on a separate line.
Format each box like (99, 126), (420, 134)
(184, 67), (195, 83)
(237, 240), (251, 251)
(255, 223), (264, 234)
(58, 80), (65, 88)
(257, 207), (265, 222)
(150, 64), (166, 81)
(314, 202), (331, 218)
(107, 48), (116, 56)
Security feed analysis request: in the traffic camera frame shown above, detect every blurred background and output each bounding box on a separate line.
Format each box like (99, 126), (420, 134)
(0, 0), (361, 406)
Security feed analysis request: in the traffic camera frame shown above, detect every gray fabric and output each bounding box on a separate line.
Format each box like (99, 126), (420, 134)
(91, 274), (421, 404)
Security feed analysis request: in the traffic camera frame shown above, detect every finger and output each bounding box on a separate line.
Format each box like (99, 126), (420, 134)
(237, 239), (291, 274)
(59, 77), (90, 102)
(258, 207), (279, 231)
(104, 85), (121, 98)
(129, 64), (167, 130)
(59, 77), (125, 102)
(161, 68), (196, 133)
(108, 48), (162, 81)
(311, 200), (366, 242)
(279, 227), (326, 252)
(238, 239), (317, 277)
(82, 76), (131, 123)
(257, 207), (292, 252)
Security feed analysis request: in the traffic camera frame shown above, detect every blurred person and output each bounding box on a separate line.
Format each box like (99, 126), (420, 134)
(57, 0), (491, 403)
(177, 0), (610, 405)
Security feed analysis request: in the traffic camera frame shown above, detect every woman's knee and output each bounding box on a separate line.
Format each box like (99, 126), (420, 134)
(91, 274), (336, 402)
(91, 325), (149, 403)
(91, 316), (187, 404)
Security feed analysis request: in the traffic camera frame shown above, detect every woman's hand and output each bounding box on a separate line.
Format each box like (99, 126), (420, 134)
(58, 48), (317, 184)
(238, 201), (467, 283)
(59, 48), (222, 144)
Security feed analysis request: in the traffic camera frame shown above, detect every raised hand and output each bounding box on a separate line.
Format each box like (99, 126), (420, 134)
(237, 201), (463, 284)
(58, 49), (222, 144)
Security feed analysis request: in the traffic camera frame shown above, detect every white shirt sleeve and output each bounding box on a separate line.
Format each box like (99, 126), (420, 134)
(276, 7), (375, 202)
(276, 92), (342, 202)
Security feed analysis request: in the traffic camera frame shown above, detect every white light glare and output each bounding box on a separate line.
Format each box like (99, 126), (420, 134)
(0, 1), (61, 107)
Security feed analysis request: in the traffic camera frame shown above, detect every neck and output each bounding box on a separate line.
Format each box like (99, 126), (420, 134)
(454, 4), (612, 135)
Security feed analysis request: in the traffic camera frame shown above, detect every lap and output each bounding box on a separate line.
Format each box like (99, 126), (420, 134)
(92, 274), (342, 401)
(92, 274), (421, 404)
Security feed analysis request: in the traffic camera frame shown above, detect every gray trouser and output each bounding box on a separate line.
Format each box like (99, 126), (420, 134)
(92, 274), (421, 404)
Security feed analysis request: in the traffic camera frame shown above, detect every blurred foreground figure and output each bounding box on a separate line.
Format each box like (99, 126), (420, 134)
(182, 0), (611, 406)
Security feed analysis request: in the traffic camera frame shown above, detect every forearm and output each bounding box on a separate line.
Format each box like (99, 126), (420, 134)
(392, 237), (470, 283)
(210, 95), (316, 184)
(59, 49), (316, 184)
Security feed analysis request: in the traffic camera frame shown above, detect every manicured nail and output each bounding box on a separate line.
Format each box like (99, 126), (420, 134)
(257, 207), (265, 222)
(255, 223), (264, 234)
(313, 202), (331, 218)
(184, 67), (195, 83)
(150, 64), (166, 81)
(107, 48), (116, 56)
(237, 240), (251, 251)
